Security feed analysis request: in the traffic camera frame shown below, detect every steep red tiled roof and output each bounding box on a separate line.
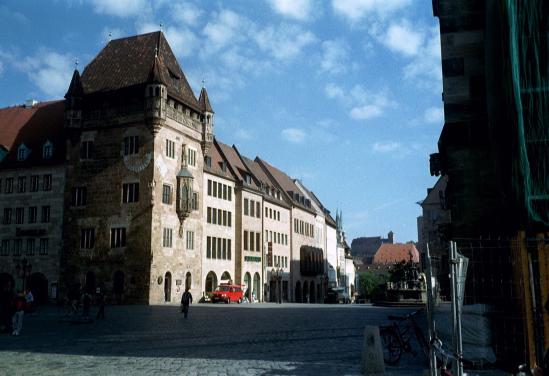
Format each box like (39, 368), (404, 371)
(216, 141), (261, 191)
(204, 139), (234, 181)
(0, 100), (65, 168)
(256, 157), (315, 213)
(81, 31), (199, 111)
(373, 243), (419, 264)
(0, 101), (60, 151)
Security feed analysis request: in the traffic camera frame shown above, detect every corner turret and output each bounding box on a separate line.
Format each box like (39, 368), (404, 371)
(145, 53), (167, 134)
(64, 69), (83, 129)
(199, 85), (214, 154)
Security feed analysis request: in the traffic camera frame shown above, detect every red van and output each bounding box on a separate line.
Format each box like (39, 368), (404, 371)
(211, 283), (244, 304)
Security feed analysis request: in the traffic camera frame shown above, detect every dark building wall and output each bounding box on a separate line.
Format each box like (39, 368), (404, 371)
(61, 93), (153, 304)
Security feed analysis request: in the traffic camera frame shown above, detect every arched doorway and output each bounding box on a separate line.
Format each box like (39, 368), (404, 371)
(253, 273), (260, 302)
(164, 272), (172, 302)
(205, 271), (217, 294)
(309, 282), (315, 303)
(221, 271), (231, 283)
(185, 272), (192, 290)
(295, 281), (302, 303)
(113, 270), (124, 304)
(244, 272), (251, 301)
(28, 273), (48, 304)
(0, 273), (14, 290)
(303, 281), (309, 303)
(85, 271), (96, 294)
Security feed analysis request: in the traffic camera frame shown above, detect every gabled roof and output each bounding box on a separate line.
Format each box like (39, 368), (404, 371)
(240, 155), (291, 209)
(198, 87), (213, 113)
(81, 31), (199, 111)
(421, 175), (448, 206)
(0, 101), (65, 168)
(216, 141), (261, 192)
(373, 243), (419, 264)
(256, 157), (315, 213)
(204, 139), (235, 181)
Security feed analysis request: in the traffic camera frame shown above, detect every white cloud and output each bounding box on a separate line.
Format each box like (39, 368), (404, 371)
(320, 39), (349, 74)
(332, 0), (412, 21)
(325, 83), (396, 121)
(268, 0), (312, 20)
(87, 0), (150, 18)
(254, 24), (316, 61)
(170, 2), (203, 26)
(372, 141), (401, 153)
(350, 104), (383, 120)
(20, 50), (74, 98)
(324, 83), (345, 100)
(281, 128), (306, 143)
(424, 107), (444, 124)
(403, 27), (442, 91)
(203, 9), (248, 54)
(383, 21), (423, 56)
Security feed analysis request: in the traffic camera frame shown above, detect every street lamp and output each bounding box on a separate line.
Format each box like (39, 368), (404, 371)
(15, 258), (32, 292)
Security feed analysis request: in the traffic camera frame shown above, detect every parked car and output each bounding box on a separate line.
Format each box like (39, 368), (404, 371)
(211, 284), (244, 304)
(325, 287), (351, 304)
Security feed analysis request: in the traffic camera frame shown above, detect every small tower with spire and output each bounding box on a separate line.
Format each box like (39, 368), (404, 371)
(145, 35), (167, 134)
(64, 62), (84, 130)
(198, 81), (214, 154)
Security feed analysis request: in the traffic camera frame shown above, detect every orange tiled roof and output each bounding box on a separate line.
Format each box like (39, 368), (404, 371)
(373, 243), (419, 264)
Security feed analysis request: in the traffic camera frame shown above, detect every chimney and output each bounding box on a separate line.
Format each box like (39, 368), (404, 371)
(388, 231), (394, 244)
(25, 99), (38, 108)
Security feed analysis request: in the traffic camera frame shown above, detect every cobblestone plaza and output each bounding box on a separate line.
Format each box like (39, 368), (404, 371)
(0, 304), (426, 376)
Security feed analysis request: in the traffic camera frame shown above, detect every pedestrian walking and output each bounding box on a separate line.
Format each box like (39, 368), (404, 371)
(180, 288), (192, 319)
(81, 291), (92, 320)
(25, 290), (35, 314)
(96, 289), (105, 320)
(0, 282), (14, 333)
(12, 292), (26, 336)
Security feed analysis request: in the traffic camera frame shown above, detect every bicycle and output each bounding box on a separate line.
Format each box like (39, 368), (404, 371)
(380, 308), (429, 365)
(430, 336), (474, 376)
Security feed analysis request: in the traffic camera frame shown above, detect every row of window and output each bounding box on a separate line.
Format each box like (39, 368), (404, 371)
(266, 230), (288, 246)
(3, 206), (50, 225)
(206, 236), (232, 260)
(274, 255), (288, 268)
(294, 218), (314, 238)
(0, 238), (48, 256)
(206, 207), (232, 227)
(243, 198), (261, 218)
(265, 207), (281, 221)
(0, 175), (52, 194)
(243, 230), (261, 252)
(207, 179), (232, 201)
(17, 141), (53, 161)
(81, 137), (198, 167)
(161, 228), (195, 250)
(80, 227), (126, 249)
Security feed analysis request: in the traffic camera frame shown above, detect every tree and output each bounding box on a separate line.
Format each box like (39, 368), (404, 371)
(358, 271), (388, 298)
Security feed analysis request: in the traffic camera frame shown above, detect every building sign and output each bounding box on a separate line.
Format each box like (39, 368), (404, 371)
(244, 256), (261, 263)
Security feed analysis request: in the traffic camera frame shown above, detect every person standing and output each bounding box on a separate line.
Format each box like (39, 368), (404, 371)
(12, 292), (26, 336)
(180, 288), (192, 319)
(96, 289), (105, 320)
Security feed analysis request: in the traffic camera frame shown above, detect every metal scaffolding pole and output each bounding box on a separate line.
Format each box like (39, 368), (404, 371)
(425, 244), (437, 376)
(450, 241), (464, 376)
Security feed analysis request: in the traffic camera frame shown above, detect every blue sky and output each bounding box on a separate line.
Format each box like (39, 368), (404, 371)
(0, 0), (442, 243)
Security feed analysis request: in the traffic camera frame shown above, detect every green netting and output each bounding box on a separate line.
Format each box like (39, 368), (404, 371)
(505, 0), (549, 225)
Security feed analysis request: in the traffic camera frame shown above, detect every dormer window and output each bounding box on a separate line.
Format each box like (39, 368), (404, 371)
(244, 174), (252, 185)
(43, 140), (53, 159)
(204, 155), (212, 167)
(17, 144), (29, 161)
(220, 161), (227, 172)
(277, 191), (281, 200)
